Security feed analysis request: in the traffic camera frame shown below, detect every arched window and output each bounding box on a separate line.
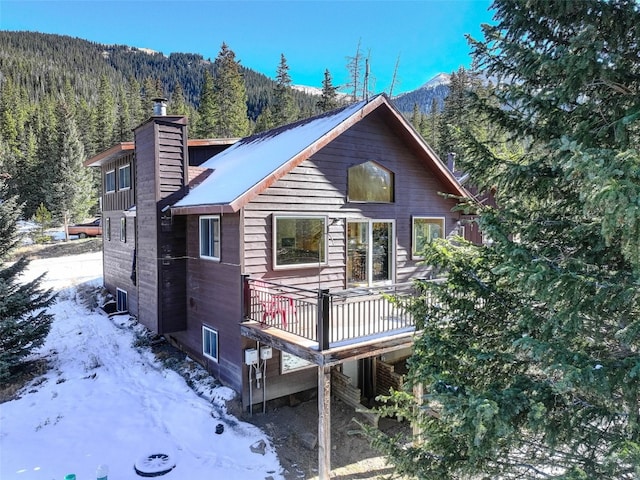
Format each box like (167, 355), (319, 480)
(347, 161), (394, 203)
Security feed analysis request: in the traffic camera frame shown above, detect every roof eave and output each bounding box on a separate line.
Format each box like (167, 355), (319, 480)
(171, 204), (235, 216)
(84, 142), (134, 167)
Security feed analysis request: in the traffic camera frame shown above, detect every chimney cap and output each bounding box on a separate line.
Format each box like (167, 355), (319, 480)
(152, 97), (168, 116)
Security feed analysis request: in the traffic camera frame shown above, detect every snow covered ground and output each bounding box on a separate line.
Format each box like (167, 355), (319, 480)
(1, 251), (283, 480)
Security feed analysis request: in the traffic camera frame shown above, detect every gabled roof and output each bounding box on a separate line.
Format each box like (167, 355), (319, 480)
(171, 94), (471, 215)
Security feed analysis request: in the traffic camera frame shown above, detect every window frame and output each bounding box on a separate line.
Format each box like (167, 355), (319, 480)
(105, 169), (116, 194)
(272, 214), (327, 270)
(202, 326), (219, 362)
(199, 215), (221, 261)
(116, 288), (128, 312)
(411, 216), (445, 260)
(118, 164), (131, 191)
(347, 160), (395, 203)
(120, 217), (126, 243)
(105, 217), (111, 241)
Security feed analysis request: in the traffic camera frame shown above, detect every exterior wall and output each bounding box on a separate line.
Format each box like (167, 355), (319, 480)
(134, 116), (189, 334)
(167, 212), (244, 392)
(102, 152), (135, 212)
(100, 151), (138, 315)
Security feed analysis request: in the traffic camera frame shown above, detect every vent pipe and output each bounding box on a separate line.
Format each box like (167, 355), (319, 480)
(152, 97), (167, 116)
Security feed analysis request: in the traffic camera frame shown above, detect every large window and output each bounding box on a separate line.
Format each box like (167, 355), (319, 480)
(105, 170), (115, 193)
(118, 164), (131, 190)
(348, 161), (394, 203)
(199, 216), (220, 260)
(202, 326), (218, 362)
(347, 220), (394, 287)
(412, 216), (445, 259)
(274, 215), (326, 268)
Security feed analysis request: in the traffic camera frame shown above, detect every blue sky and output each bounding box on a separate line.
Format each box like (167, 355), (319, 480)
(0, 0), (495, 94)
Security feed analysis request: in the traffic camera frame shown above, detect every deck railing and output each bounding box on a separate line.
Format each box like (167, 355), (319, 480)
(242, 276), (431, 350)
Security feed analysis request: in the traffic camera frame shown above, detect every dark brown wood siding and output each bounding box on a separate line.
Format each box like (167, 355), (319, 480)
(102, 212), (138, 316)
(102, 152), (135, 212)
(168, 212), (244, 392)
(134, 121), (160, 332)
(243, 109), (460, 290)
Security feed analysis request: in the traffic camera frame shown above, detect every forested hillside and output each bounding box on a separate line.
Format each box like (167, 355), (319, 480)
(0, 31), (323, 220)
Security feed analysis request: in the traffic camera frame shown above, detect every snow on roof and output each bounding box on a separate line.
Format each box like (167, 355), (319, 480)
(173, 98), (371, 210)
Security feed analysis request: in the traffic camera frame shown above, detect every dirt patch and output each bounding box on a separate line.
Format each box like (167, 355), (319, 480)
(239, 393), (408, 480)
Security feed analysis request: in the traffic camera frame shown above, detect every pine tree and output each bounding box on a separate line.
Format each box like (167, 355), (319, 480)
(48, 100), (95, 240)
(212, 42), (251, 138)
(272, 53), (298, 126)
(0, 179), (55, 381)
(438, 67), (481, 161)
(95, 75), (117, 152)
(317, 69), (339, 112)
(115, 84), (132, 142)
(169, 82), (190, 117)
(372, 1), (640, 479)
(193, 70), (218, 138)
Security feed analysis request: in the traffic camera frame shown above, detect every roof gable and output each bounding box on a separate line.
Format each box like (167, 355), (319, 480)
(172, 95), (469, 214)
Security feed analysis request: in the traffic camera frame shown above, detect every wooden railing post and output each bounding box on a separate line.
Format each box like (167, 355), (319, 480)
(241, 274), (250, 321)
(317, 289), (330, 350)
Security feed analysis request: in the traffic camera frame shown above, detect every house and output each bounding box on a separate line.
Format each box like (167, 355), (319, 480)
(86, 94), (473, 479)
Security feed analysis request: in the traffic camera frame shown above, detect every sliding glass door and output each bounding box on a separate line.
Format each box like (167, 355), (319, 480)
(347, 220), (394, 287)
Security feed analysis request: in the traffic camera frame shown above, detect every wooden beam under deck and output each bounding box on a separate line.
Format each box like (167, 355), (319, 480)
(240, 320), (418, 367)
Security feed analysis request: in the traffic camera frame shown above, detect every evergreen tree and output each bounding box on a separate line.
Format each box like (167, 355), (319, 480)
(169, 82), (190, 117)
(272, 53), (298, 126)
(95, 75), (117, 151)
(127, 77), (145, 129)
(115, 83), (132, 142)
(254, 105), (275, 133)
(0, 179), (55, 381)
(193, 70), (217, 138)
(212, 42), (251, 137)
(317, 69), (339, 112)
(372, 1), (640, 479)
(438, 67), (480, 161)
(48, 100), (95, 240)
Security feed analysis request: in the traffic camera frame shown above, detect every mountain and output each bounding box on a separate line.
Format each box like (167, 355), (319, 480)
(391, 73), (451, 114)
(0, 30), (318, 121)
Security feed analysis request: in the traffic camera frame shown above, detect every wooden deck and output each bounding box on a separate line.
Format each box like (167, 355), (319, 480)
(241, 277), (429, 365)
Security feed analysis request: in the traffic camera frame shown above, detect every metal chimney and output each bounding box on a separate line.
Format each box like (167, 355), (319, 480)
(152, 97), (167, 116)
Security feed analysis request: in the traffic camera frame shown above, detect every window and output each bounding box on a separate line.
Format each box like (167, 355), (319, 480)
(348, 161), (394, 203)
(202, 326), (218, 362)
(116, 288), (128, 312)
(105, 170), (115, 193)
(118, 164), (131, 190)
(273, 215), (326, 268)
(347, 220), (394, 287)
(105, 217), (111, 241)
(199, 216), (220, 260)
(412, 217), (445, 259)
(120, 217), (126, 243)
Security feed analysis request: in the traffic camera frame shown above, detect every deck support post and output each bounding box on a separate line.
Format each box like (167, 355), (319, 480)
(318, 364), (331, 480)
(317, 289), (330, 351)
(241, 274), (250, 320)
